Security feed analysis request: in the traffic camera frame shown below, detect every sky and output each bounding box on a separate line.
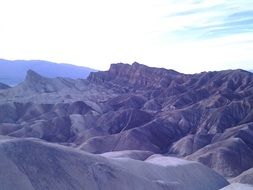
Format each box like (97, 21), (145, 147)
(0, 0), (252, 73)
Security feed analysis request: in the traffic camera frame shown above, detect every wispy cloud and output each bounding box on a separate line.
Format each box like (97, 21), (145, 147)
(139, 0), (253, 73)
(0, 0), (252, 73)
(164, 0), (253, 41)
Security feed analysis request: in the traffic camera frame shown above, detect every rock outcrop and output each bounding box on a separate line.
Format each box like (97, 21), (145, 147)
(0, 62), (253, 180)
(88, 62), (180, 88)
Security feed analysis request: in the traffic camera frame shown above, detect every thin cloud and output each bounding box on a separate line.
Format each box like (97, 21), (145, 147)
(169, 4), (223, 17)
(0, 0), (252, 72)
(164, 0), (253, 41)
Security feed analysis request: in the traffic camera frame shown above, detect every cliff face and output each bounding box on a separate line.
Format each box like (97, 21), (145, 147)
(0, 62), (253, 179)
(88, 62), (181, 88)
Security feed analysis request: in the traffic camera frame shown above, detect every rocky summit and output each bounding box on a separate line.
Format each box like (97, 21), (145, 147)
(0, 62), (253, 189)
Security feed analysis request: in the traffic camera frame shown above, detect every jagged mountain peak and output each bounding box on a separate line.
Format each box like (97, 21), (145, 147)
(108, 62), (179, 74)
(0, 82), (10, 89)
(25, 69), (46, 83)
(23, 69), (70, 93)
(88, 62), (181, 88)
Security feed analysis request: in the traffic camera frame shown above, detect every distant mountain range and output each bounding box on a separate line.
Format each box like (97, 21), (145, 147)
(0, 59), (96, 86)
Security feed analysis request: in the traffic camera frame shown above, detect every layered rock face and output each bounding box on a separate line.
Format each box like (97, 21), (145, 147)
(88, 62), (180, 88)
(0, 62), (253, 183)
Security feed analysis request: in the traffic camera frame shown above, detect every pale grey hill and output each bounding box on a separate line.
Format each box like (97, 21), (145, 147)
(185, 122), (253, 177)
(219, 183), (253, 190)
(100, 150), (154, 160)
(170, 134), (213, 157)
(0, 138), (228, 190)
(186, 138), (253, 177)
(0, 59), (96, 86)
(232, 167), (253, 185)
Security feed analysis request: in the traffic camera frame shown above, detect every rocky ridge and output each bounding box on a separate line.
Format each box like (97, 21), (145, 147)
(0, 62), (253, 185)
